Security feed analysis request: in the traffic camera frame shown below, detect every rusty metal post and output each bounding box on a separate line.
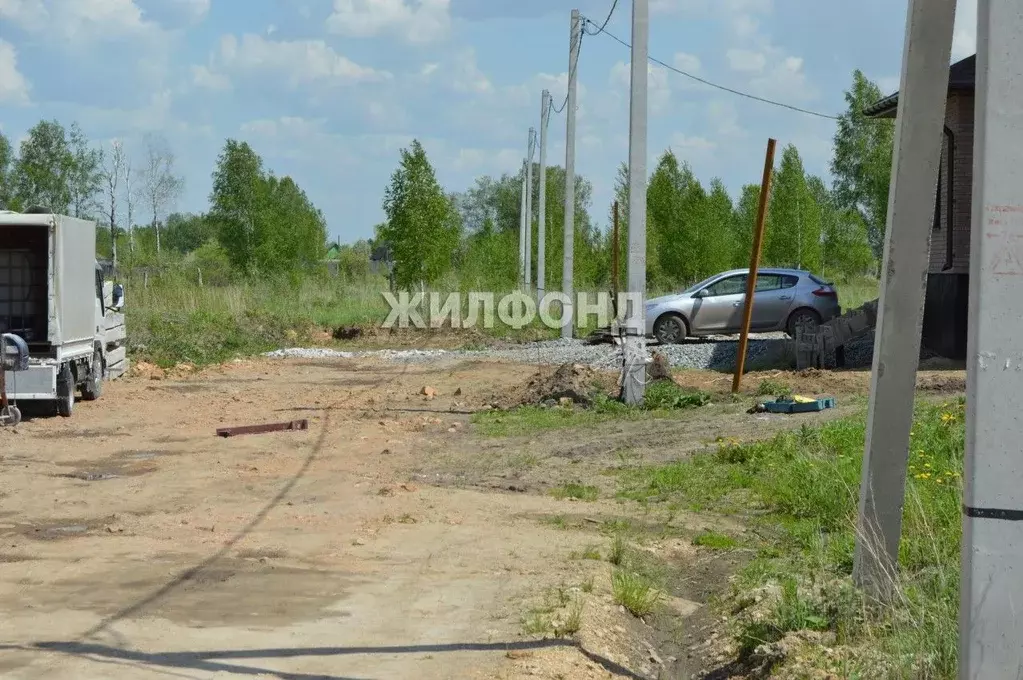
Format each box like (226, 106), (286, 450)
(732, 138), (777, 393)
(611, 200), (620, 319)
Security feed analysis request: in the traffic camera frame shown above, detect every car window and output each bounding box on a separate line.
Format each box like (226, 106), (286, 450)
(704, 274), (747, 296)
(754, 275), (783, 291)
(781, 274), (799, 289)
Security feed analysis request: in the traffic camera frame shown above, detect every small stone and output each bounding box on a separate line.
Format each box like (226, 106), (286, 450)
(352, 538), (366, 546)
(380, 448), (392, 455)
(420, 386), (438, 398)
(454, 387), (462, 396)
(559, 397), (573, 407)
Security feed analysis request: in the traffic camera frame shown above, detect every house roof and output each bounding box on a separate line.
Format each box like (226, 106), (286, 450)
(863, 54), (976, 118)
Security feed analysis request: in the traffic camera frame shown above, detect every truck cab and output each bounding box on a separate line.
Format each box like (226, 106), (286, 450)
(0, 209), (127, 420)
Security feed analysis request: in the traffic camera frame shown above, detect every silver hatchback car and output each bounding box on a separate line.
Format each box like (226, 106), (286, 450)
(644, 268), (841, 344)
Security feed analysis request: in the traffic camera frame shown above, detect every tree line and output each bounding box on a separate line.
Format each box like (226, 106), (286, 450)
(375, 69), (894, 292)
(0, 123), (327, 282)
(1, 69), (894, 294)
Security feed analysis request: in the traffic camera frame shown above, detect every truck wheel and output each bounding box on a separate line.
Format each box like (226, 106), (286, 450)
(81, 350), (103, 401)
(0, 405), (20, 426)
(56, 364), (74, 417)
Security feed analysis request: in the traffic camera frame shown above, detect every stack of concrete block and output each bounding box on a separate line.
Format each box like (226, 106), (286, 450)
(792, 298), (879, 371)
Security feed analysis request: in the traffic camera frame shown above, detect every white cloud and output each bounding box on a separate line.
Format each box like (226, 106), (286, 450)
(652, 0), (772, 16)
(722, 10), (815, 103)
(952, 0), (976, 61)
(670, 133), (716, 153)
(726, 48), (766, 73)
(191, 64), (230, 91)
(0, 0), (49, 29)
(673, 52), (701, 74)
(0, 38), (30, 104)
(326, 0), (451, 44)
(706, 100), (744, 138)
(0, 0), (162, 41)
(171, 0), (209, 21)
(609, 61), (671, 115)
(203, 34), (391, 89)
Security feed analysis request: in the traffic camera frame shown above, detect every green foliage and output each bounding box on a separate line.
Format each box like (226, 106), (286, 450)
(0, 132), (13, 210)
(831, 70), (895, 257)
(209, 139), (326, 276)
(12, 119), (77, 214)
(766, 144), (822, 270)
(380, 140), (460, 288)
(164, 212), (216, 254)
(643, 380), (711, 410)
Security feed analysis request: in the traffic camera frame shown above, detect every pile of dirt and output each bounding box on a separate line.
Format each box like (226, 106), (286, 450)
(129, 361), (199, 381)
(519, 362), (604, 407)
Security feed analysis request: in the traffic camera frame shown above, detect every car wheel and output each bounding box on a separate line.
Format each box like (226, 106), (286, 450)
(787, 309), (821, 338)
(653, 314), (688, 345)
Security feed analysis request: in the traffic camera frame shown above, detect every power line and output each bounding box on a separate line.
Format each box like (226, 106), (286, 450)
(551, 28), (584, 115)
(583, 18), (842, 121)
(586, 0), (619, 35)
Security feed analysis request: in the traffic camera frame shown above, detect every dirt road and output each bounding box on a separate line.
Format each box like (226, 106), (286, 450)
(0, 357), (956, 679)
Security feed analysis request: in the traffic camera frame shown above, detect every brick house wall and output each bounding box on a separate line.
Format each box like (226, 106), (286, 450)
(931, 92), (974, 275)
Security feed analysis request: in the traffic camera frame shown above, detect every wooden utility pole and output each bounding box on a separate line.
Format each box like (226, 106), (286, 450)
(732, 138), (776, 393)
(611, 200), (620, 318)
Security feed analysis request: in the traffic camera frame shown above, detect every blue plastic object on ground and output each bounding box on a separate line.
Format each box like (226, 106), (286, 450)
(763, 396), (836, 413)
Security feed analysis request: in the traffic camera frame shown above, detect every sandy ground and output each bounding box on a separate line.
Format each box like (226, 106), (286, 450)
(0, 357), (965, 680)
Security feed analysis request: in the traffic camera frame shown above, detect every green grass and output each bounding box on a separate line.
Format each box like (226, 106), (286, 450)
(618, 397), (965, 677)
(692, 530), (739, 550)
(550, 483), (599, 502)
(643, 381), (712, 410)
(608, 533), (627, 566)
(755, 379), (792, 399)
(612, 569), (662, 617)
(471, 390), (714, 437)
(125, 269), (620, 367)
(832, 274), (879, 312)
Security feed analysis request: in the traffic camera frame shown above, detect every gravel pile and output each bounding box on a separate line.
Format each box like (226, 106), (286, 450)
(265, 333), (805, 372)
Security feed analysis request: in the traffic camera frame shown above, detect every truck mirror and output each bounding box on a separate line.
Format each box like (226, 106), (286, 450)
(112, 283), (124, 309)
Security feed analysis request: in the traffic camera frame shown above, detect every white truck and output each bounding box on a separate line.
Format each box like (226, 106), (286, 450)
(0, 209), (127, 423)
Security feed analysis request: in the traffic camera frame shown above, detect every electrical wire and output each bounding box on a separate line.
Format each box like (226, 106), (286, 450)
(587, 0), (619, 35)
(550, 27), (584, 115)
(582, 18), (842, 121)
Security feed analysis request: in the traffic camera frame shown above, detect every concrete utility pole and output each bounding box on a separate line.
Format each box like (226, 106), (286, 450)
(962, 0), (1023, 673)
(562, 8), (581, 339)
(519, 159), (527, 289)
(851, 0), (956, 597)
(538, 90), (550, 301)
(620, 0), (649, 406)
(525, 127), (535, 290)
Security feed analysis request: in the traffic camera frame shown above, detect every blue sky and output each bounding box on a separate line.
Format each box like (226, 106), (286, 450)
(0, 0), (978, 243)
